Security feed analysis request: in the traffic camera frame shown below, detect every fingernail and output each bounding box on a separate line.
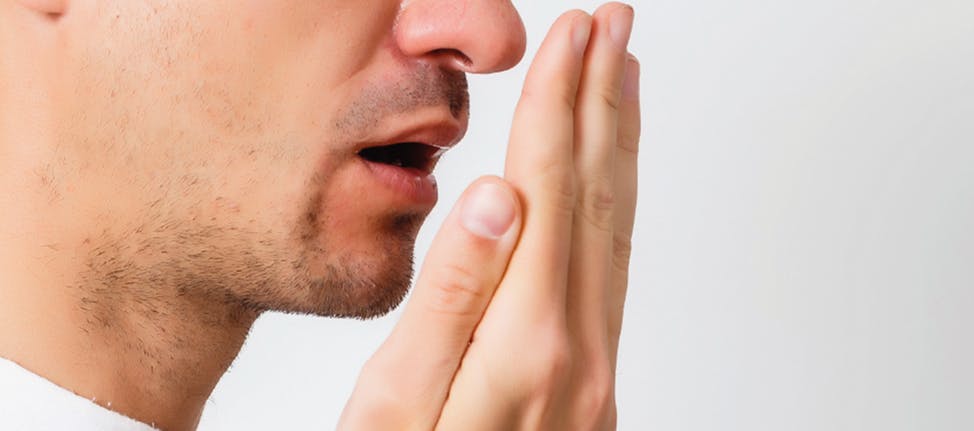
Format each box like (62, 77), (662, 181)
(610, 5), (635, 48)
(461, 182), (516, 239)
(573, 14), (593, 55)
(623, 55), (640, 101)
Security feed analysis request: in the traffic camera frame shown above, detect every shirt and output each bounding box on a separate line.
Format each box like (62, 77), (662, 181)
(0, 356), (159, 431)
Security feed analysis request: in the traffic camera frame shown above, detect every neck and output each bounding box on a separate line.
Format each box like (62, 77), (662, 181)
(0, 221), (261, 431)
(0, 42), (265, 431)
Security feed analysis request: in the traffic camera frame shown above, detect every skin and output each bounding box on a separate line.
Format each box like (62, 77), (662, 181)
(341, 5), (641, 430)
(0, 0), (639, 430)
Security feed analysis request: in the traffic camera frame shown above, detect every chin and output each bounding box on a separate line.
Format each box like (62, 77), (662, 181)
(253, 212), (425, 320)
(320, 244), (417, 319)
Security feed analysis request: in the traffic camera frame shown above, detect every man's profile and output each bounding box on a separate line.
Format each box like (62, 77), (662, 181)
(0, 0), (641, 429)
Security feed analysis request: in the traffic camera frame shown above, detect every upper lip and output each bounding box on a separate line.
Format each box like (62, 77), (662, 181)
(354, 112), (467, 173)
(354, 114), (466, 154)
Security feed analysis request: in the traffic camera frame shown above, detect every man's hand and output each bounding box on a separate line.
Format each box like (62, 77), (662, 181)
(339, 3), (640, 429)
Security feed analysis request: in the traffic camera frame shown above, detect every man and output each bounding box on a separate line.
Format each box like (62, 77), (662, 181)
(0, 0), (640, 429)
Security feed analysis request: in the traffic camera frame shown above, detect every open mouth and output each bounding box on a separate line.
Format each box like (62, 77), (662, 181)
(357, 142), (445, 174)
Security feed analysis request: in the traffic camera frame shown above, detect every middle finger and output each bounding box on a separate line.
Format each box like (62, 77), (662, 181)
(567, 2), (634, 353)
(503, 10), (592, 311)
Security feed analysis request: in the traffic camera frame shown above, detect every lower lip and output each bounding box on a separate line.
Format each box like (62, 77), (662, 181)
(358, 158), (438, 206)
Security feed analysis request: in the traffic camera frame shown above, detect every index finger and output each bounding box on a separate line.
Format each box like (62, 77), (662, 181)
(502, 10), (592, 308)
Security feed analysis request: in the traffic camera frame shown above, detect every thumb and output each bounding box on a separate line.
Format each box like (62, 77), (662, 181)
(397, 175), (521, 353)
(345, 176), (521, 427)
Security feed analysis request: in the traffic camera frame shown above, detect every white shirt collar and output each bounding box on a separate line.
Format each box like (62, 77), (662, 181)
(0, 356), (159, 431)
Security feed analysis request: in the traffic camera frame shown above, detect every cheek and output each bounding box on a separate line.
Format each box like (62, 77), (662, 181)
(61, 3), (282, 171)
(61, 1), (399, 232)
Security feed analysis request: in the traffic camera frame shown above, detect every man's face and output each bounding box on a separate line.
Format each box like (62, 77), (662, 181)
(54, 1), (525, 318)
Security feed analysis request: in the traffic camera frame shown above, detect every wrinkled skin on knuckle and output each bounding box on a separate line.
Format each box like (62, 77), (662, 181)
(577, 176), (616, 232)
(595, 84), (623, 113)
(529, 166), (576, 216)
(611, 231), (633, 273)
(426, 262), (488, 317)
(618, 126), (640, 156)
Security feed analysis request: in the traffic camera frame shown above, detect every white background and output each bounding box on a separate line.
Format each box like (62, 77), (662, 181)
(199, 1), (974, 430)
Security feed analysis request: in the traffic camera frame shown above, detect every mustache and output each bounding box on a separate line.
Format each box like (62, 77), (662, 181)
(335, 64), (469, 136)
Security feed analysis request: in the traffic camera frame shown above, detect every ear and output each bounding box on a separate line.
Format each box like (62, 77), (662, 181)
(15, 0), (68, 17)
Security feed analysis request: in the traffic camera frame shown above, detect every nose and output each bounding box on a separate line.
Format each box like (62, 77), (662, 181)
(395, 0), (527, 73)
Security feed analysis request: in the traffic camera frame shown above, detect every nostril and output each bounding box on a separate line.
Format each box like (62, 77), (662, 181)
(430, 48), (473, 70)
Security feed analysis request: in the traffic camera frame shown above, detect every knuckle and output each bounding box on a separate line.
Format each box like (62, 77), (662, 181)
(513, 326), (578, 415)
(523, 361), (572, 412)
(533, 335), (574, 388)
(612, 232), (633, 272)
(577, 176), (615, 232)
(596, 84), (622, 113)
(576, 364), (616, 422)
(545, 339), (574, 382)
(532, 167), (576, 215)
(426, 263), (487, 317)
(516, 327), (573, 391)
(618, 126), (641, 156)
